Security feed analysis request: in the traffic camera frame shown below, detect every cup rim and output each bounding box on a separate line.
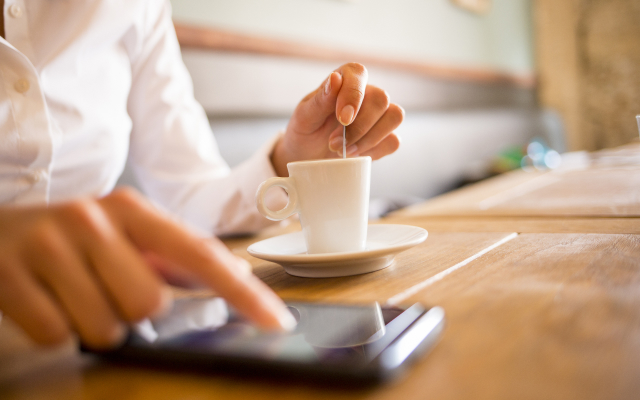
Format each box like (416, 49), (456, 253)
(287, 156), (371, 168)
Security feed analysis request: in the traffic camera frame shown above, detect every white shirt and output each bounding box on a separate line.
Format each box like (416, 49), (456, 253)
(0, 0), (285, 235)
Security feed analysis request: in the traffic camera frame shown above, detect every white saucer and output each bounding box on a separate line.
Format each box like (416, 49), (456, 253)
(247, 224), (428, 278)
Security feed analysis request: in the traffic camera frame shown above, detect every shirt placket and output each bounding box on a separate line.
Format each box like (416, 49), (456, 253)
(3, 0), (35, 60)
(1, 1), (54, 204)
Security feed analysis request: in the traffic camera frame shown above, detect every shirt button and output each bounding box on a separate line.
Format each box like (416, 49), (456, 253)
(29, 169), (48, 184)
(14, 79), (30, 93)
(9, 4), (23, 18)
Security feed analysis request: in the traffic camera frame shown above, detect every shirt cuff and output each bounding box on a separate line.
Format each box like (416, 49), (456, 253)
(213, 132), (289, 236)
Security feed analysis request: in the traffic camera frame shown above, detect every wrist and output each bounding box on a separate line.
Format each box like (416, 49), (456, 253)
(269, 136), (290, 177)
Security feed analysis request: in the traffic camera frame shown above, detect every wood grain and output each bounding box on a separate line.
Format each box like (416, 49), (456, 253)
(392, 233), (640, 400)
(4, 233), (637, 400)
(226, 230), (515, 303)
(173, 23), (535, 88)
(392, 165), (640, 218)
(491, 167), (640, 216)
(390, 169), (550, 218)
(381, 215), (640, 234)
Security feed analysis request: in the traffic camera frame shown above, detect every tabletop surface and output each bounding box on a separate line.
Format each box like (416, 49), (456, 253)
(392, 141), (640, 218)
(1, 142), (639, 400)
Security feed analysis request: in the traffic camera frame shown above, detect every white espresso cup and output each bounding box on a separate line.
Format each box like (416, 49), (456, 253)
(256, 157), (371, 254)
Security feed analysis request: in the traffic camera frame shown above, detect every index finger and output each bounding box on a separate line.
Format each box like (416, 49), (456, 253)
(335, 63), (368, 126)
(99, 189), (296, 332)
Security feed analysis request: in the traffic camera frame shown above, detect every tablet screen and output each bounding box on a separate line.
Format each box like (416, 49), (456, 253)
(128, 299), (427, 366)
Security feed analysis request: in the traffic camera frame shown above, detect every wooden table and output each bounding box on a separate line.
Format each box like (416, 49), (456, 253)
(392, 141), (640, 219)
(1, 143), (639, 399)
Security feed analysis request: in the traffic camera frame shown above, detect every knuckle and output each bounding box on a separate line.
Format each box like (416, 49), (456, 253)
(346, 85), (365, 100)
(369, 87), (391, 109)
(29, 221), (65, 257)
(348, 123), (366, 140)
(388, 134), (401, 151)
(122, 284), (165, 322)
(61, 200), (112, 241)
(312, 89), (324, 109)
(34, 317), (72, 346)
(82, 322), (125, 350)
(387, 103), (405, 124)
(109, 187), (144, 207)
(106, 187), (156, 219)
(61, 199), (96, 221)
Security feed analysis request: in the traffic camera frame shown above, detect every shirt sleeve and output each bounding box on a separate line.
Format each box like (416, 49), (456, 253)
(125, 0), (287, 236)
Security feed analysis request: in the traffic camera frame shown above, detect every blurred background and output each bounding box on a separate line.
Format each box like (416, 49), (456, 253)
(120, 0), (640, 216)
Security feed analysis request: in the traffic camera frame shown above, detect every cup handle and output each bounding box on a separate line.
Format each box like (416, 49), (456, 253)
(255, 177), (298, 221)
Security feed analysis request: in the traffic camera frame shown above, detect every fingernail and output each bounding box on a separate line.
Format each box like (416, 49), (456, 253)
(324, 75), (331, 95)
(339, 105), (355, 125)
(329, 136), (344, 152)
(277, 309), (298, 332)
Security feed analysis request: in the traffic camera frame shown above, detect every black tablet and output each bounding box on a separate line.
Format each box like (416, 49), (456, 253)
(87, 298), (445, 384)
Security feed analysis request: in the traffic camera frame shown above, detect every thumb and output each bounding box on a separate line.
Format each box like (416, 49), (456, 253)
(289, 72), (343, 133)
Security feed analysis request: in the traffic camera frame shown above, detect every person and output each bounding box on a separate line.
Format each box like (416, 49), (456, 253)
(0, 0), (403, 349)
